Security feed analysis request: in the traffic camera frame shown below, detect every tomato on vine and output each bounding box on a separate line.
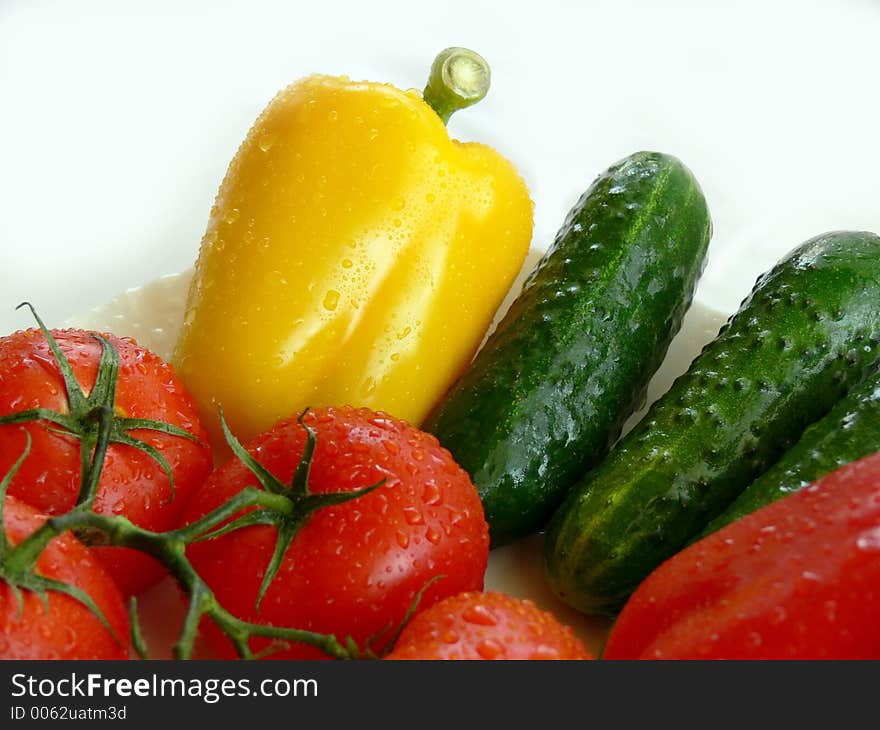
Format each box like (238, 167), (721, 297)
(0, 306), (213, 596)
(0, 479), (129, 659)
(182, 406), (490, 659)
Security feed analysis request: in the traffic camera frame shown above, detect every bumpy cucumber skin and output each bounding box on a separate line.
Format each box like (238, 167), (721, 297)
(425, 152), (712, 545)
(702, 366), (880, 536)
(544, 231), (880, 616)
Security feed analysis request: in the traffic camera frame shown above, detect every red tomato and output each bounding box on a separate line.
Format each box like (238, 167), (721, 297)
(385, 590), (593, 660)
(0, 495), (130, 659)
(604, 451), (880, 659)
(0, 328), (213, 596)
(182, 406), (489, 659)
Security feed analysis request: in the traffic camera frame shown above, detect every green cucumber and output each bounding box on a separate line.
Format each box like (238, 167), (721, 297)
(425, 151), (712, 545)
(702, 364), (880, 535)
(544, 230), (880, 615)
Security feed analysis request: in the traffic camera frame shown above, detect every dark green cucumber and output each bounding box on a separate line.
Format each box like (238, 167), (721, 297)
(425, 151), (712, 545)
(702, 364), (880, 535)
(544, 230), (880, 616)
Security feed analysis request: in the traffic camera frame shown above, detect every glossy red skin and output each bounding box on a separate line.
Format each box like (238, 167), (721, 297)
(604, 451), (880, 659)
(386, 590), (593, 660)
(0, 328), (213, 596)
(182, 406), (489, 659)
(0, 495), (130, 659)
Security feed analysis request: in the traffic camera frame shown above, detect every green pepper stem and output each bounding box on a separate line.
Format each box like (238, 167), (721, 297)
(422, 47), (491, 125)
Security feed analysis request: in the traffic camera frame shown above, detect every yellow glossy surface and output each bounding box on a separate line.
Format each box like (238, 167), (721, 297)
(174, 74), (533, 443)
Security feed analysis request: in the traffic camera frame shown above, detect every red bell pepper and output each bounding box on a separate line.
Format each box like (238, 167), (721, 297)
(604, 451), (880, 659)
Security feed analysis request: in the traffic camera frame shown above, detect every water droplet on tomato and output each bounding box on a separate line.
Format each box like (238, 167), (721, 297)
(402, 507), (424, 526)
(421, 483), (442, 506)
(462, 604), (497, 627)
(530, 644), (562, 660)
(476, 638), (503, 659)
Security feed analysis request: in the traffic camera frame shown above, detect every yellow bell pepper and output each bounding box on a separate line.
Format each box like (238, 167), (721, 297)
(174, 48), (533, 443)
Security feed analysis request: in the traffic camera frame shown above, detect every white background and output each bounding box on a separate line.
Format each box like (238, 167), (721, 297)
(1, 0), (879, 334)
